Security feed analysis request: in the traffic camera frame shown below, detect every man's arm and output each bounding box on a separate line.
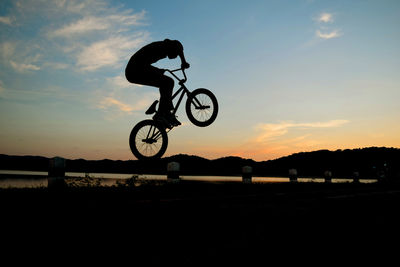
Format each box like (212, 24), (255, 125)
(178, 49), (190, 69)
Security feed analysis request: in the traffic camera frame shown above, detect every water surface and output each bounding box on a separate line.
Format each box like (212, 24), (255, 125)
(0, 170), (376, 188)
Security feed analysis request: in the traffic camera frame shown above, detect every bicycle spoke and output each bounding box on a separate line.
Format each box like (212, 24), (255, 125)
(191, 95), (202, 108)
(153, 130), (163, 141)
(191, 93), (214, 123)
(134, 124), (165, 157)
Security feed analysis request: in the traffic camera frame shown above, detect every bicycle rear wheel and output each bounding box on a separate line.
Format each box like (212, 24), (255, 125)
(129, 120), (168, 160)
(186, 88), (218, 127)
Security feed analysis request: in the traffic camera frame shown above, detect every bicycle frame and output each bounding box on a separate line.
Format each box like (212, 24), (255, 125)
(167, 68), (190, 115)
(131, 68), (218, 159)
(167, 68), (203, 115)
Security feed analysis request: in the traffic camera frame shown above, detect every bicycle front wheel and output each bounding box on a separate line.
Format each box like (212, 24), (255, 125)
(186, 88), (218, 127)
(129, 120), (168, 160)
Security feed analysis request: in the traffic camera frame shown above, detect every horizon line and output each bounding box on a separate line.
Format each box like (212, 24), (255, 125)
(1, 146), (398, 162)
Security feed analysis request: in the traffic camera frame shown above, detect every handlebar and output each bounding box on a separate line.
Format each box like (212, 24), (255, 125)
(166, 68), (187, 85)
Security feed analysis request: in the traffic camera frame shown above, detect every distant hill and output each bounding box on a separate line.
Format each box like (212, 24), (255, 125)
(1, 147), (399, 179)
(256, 147), (400, 179)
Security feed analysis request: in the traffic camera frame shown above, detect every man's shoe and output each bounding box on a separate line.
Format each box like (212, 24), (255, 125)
(153, 113), (172, 128)
(166, 113), (181, 127)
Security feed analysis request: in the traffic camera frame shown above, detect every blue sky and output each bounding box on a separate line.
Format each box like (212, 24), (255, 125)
(1, 0), (399, 160)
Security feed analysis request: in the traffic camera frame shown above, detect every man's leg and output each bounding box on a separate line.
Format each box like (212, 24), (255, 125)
(158, 75), (174, 114)
(158, 75), (181, 126)
(126, 66), (180, 126)
(127, 66), (173, 113)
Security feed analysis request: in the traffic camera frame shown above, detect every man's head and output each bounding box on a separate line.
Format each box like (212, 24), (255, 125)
(164, 39), (183, 59)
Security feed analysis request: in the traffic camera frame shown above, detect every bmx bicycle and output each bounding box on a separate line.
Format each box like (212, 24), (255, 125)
(129, 68), (218, 160)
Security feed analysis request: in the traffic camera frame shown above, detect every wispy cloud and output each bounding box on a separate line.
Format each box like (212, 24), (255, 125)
(255, 119), (349, 143)
(10, 60), (41, 72)
(42, 62), (69, 70)
(14, 0), (108, 18)
(0, 80), (5, 95)
(47, 5), (149, 72)
(0, 42), (16, 59)
(4, 47), (42, 72)
(311, 12), (342, 41)
(227, 119), (350, 160)
(99, 97), (136, 113)
(316, 29), (341, 39)
(317, 12), (333, 23)
(50, 16), (109, 37)
(107, 75), (139, 89)
(49, 10), (146, 38)
(96, 74), (149, 118)
(1, 0), (149, 73)
(77, 33), (148, 71)
(0, 16), (13, 25)
(0, 0), (151, 115)
(98, 94), (155, 115)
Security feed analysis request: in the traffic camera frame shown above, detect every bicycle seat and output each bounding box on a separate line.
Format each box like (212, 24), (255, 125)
(145, 100), (159, 115)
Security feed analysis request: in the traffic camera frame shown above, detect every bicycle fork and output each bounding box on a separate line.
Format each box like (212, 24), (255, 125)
(144, 125), (163, 143)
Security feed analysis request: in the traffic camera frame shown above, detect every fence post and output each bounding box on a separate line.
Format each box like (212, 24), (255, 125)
(324, 170), (332, 183)
(167, 162), (180, 183)
(48, 157), (67, 189)
(289, 169), (298, 183)
(353, 171), (360, 184)
(242, 166), (252, 184)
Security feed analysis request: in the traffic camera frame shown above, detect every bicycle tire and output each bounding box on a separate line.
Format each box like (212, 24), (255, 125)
(186, 88), (218, 127)
(129, 120), (168, 160)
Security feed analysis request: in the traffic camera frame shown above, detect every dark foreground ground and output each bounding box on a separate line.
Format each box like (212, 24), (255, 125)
(2, 181), (400, 265)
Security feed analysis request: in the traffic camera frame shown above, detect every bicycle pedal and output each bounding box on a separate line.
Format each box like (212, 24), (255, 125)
(153, 116), (172, 129)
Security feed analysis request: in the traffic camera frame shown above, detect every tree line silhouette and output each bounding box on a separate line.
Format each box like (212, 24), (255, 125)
(1, 147), (399, 179)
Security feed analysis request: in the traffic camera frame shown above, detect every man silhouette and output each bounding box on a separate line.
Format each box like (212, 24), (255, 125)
(125, 39), (190, 126)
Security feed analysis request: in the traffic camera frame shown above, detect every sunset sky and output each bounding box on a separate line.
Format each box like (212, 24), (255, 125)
(1, 0), (399, 161)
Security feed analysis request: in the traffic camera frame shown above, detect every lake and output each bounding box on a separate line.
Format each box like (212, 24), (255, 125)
(0, 170), (376, 188)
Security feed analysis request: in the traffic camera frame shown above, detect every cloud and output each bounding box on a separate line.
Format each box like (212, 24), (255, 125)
(43, 62), (69, 70)
(57, 0), (109, 15)
(298, 120), (349, 128)
(96, 74), (150, 118)
(107, 75), (138, 89)
(255, 119), (349, 143)
(255, 122), (293, 142)
(316, 29), (341, 39)
(1, 0), (149, 73)
(317, 12), (333, 23)
(0, 80), (5, 95)
(0, 16), (13, 25)
(49, 11), (146, 37)
(310, 12), (342, 42)
(14, 0), (108, 17)
(1, 41), (43, 72)
(99, 97), (136, 113)
(0, 0), (151, 119)
(98, 95), (152, 114)
(0, 41), (44, 72)
(10, 60), (41, 72)
(44, 3), (149, 72)
(228, 119), (350, 160)
(50, 16), (109, 37)
(0, 42), (16, 59)
(77, 33), (148, 71)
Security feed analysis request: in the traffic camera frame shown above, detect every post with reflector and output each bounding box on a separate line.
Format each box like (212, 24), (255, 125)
(324, 170), (332, 183)
(242, 166), (253, 184)
(353, 171), (360, 184)
(167, 162), (180, 183)
(289, 169), (298, 183)
(48, 157), (67, 189)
